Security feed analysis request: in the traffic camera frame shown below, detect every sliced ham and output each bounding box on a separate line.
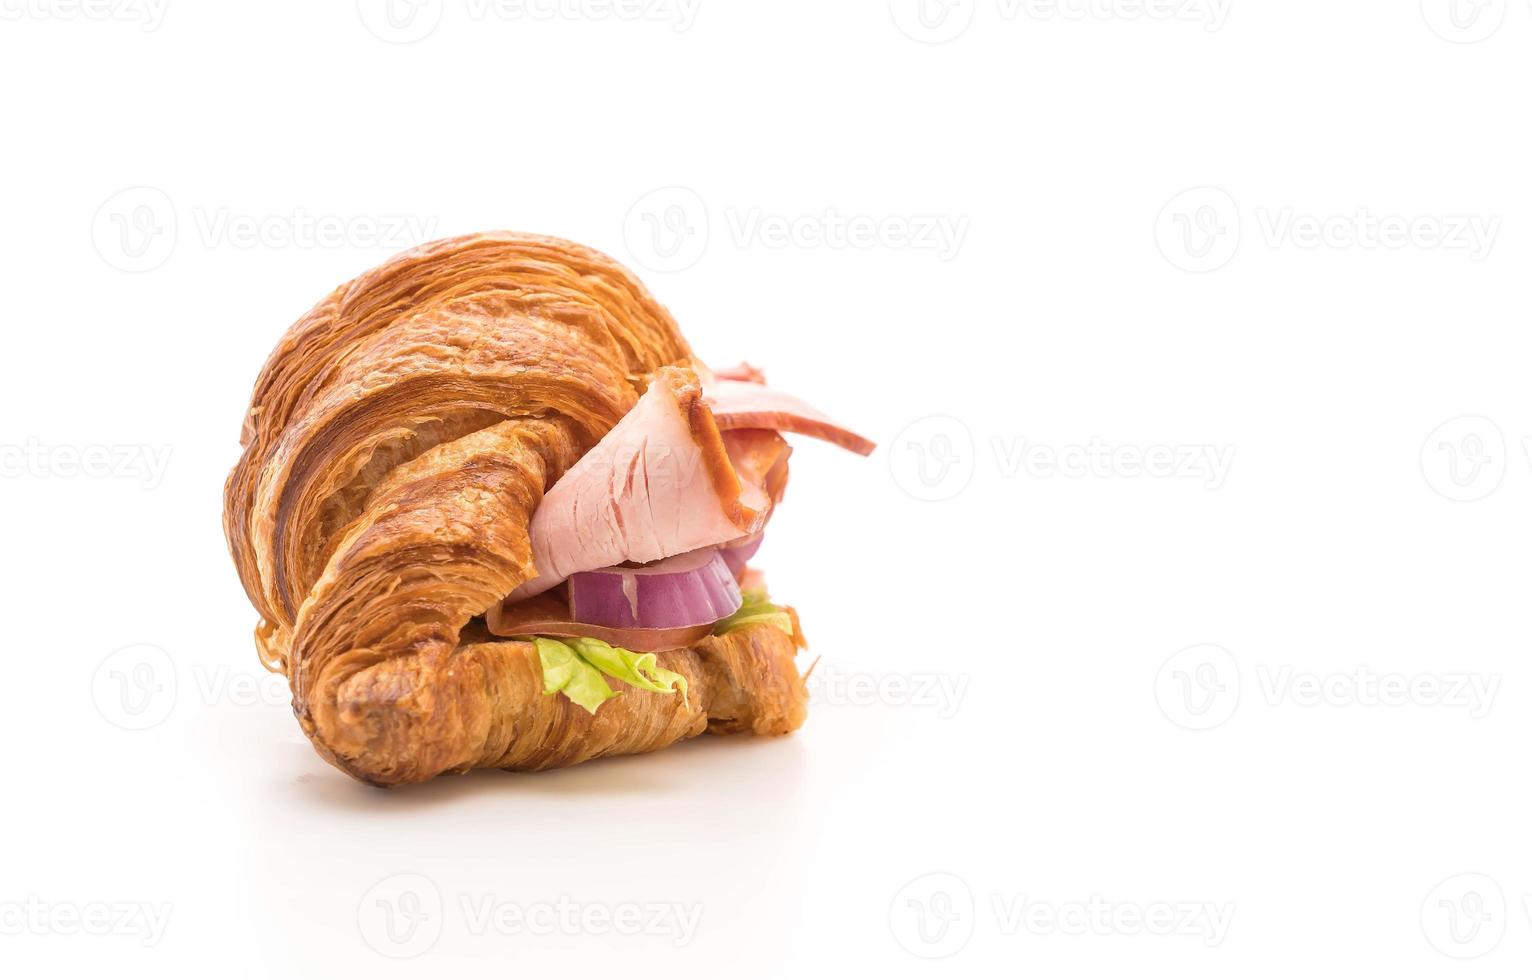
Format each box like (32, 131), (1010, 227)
(510, 366), (784, 600)
(711, 361), (767, 384)
(705, 378), (876, 456)
(506, 362), (872, 602)
(719, 426), (791, 507)
(486, 594), (714, 653)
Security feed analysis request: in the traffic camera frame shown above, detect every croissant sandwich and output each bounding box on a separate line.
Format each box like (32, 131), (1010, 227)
(222, 233), (874, 786)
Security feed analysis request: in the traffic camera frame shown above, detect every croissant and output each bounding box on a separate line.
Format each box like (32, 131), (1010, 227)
(223, 232), (871, 786)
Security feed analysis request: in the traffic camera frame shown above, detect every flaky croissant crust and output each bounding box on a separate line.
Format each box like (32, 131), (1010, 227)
(223, 233), (807, 786)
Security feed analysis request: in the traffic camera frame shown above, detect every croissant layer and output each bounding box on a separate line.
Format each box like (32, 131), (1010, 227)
(223, 233), (809, 785)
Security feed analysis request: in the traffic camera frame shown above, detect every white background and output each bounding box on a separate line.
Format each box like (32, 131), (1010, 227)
(3, 0), (1529, 976)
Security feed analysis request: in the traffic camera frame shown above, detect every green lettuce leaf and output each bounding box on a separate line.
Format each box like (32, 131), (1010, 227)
(524, 636), (689, 715)
(524, 589), (792, 714)
(566, 637), (689, 708)
(531, 637), (619, 714)
(713, 589), (793, 637)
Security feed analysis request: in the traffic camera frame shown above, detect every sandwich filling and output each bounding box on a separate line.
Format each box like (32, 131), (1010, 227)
(483, 361), (872, 713)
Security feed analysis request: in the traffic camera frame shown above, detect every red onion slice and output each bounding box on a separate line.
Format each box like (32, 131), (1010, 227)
(719, 532), (764, 579)
(567, 547), (743, 631)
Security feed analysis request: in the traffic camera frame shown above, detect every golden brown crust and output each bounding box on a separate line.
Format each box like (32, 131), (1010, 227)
(223, 233), (809, 786)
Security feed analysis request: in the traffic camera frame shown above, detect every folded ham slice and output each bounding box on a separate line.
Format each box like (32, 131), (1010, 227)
(710, 361), (767, 384)
(508, 364), (873, 600)
(705, 378), (876, 456)
(511, 367), (771, 599)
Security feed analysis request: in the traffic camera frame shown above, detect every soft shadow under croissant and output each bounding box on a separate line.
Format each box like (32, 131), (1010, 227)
(222, 233), (808, 786)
